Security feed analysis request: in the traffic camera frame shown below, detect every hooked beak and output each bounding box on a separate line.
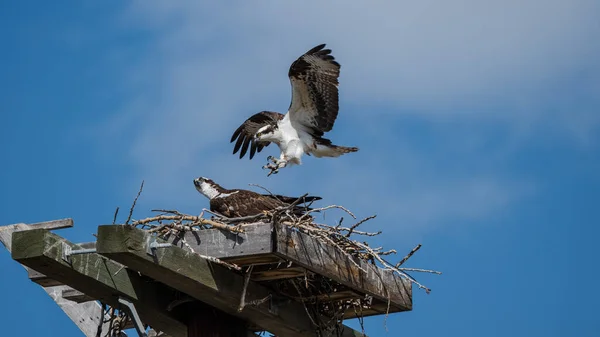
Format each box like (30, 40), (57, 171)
(193, 177), (205, 187)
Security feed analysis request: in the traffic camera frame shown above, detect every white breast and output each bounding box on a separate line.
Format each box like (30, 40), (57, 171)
(277, 113), (315, 163)
(279, 115), (300, 143)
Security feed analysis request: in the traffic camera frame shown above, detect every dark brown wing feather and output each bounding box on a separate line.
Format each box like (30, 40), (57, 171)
(230, 111), (284, 159)
(211, 190), (285, 217)
(210, 190), (320, 218)
(288, 44), (341, 137)
(268, 195), (322, 204)
(268, 194), (322, 215)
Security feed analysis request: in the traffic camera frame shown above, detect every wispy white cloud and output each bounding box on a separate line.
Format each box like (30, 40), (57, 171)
(93, 0), (598, 233)
(122, 0), (600, 114)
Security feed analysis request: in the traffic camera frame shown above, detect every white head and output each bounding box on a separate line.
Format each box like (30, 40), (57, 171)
(193, 177), (222, 200)
(254, 124), (279, 143)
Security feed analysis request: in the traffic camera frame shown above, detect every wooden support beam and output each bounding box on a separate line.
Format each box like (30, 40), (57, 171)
(27, 243), (97, 288)
(11, 229), (187, 337)
(6, 218), (74, 233)
(250, 266), (306, 281)
(27, 268), (63, 287)
(4, 219), (76, 288)
(0, 220), (111, 337)
(96, 225), (366, 337)
(62, 288), (96, 303)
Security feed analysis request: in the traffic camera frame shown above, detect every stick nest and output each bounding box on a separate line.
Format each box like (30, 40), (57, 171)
(111, 182), (441, 337)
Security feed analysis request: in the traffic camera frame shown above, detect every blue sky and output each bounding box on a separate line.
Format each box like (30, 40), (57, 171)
(1, 1), (599, 336)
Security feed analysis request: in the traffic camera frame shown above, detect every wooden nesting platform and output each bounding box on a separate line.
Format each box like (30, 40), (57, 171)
(156, 222), (412, 318)
(9, 222), (412, 337)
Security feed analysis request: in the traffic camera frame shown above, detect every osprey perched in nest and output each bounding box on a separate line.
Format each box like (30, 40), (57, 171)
(230, 44), (358, 176)
(193, 177), (321, 218)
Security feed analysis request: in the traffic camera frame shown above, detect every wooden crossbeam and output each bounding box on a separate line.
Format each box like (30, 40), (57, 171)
(62, 288), (96, 303)
(11, 229), (187, 337)
(96, 225), (366, 337)
(27, 268), (63, 287)
(0, 219), (111, 337)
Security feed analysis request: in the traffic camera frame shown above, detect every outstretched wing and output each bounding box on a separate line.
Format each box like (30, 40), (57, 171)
(288, 44), (341, 137)
(230, 111), (283, 159)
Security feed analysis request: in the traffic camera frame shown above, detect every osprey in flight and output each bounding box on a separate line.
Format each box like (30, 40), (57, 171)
(193, 177), (321, 218)
(230, 44), (358, 176)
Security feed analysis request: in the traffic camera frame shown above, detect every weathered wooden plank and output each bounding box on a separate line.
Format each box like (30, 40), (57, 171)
(313, 290), (362, 302)
(43, 285), (112, 334)
(28, 218), (74, 230)
(274, 223), (412, 312)
(0, 220), (109, 337)
(4, 218), (74, 233)
(96, 225), (367, 337)
(62, 288), (96, 303)
(165, 222), (274, 260)
(0, 219), (73, 252)
(4, 219), (75, 287)
(251, 266), (306, 281)
(225, 255), (283, 266)
(27, 268), (64, 286)
(11, 229), (187, 337)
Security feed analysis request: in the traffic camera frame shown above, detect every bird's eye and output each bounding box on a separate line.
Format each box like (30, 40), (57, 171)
(256, 132), (261, 137)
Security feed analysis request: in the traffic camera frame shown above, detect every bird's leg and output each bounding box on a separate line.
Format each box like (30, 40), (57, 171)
(263, 162), (283, 176)
(263, 156), (287, 176)
(262, 160), (279, 175)
(276, 159), (287, 170)
(262, 162), (277, 175)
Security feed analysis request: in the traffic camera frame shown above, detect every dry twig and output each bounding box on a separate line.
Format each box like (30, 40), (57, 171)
(238, 265), (254, 312)
(398, 267), (442, 275)
(248, 183), (276, 197)
(395, 244), (422, 268)
(112, 207), (119, 225)
(345, 215), (377, 237)
(133, 214), (244, 234)
(299, 204), (356, 222)
(126, 180), (144, 225)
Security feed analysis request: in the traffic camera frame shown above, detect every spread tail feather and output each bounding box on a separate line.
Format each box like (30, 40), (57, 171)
(332, 145), (359, 154)
(313, 143), (359, 158)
